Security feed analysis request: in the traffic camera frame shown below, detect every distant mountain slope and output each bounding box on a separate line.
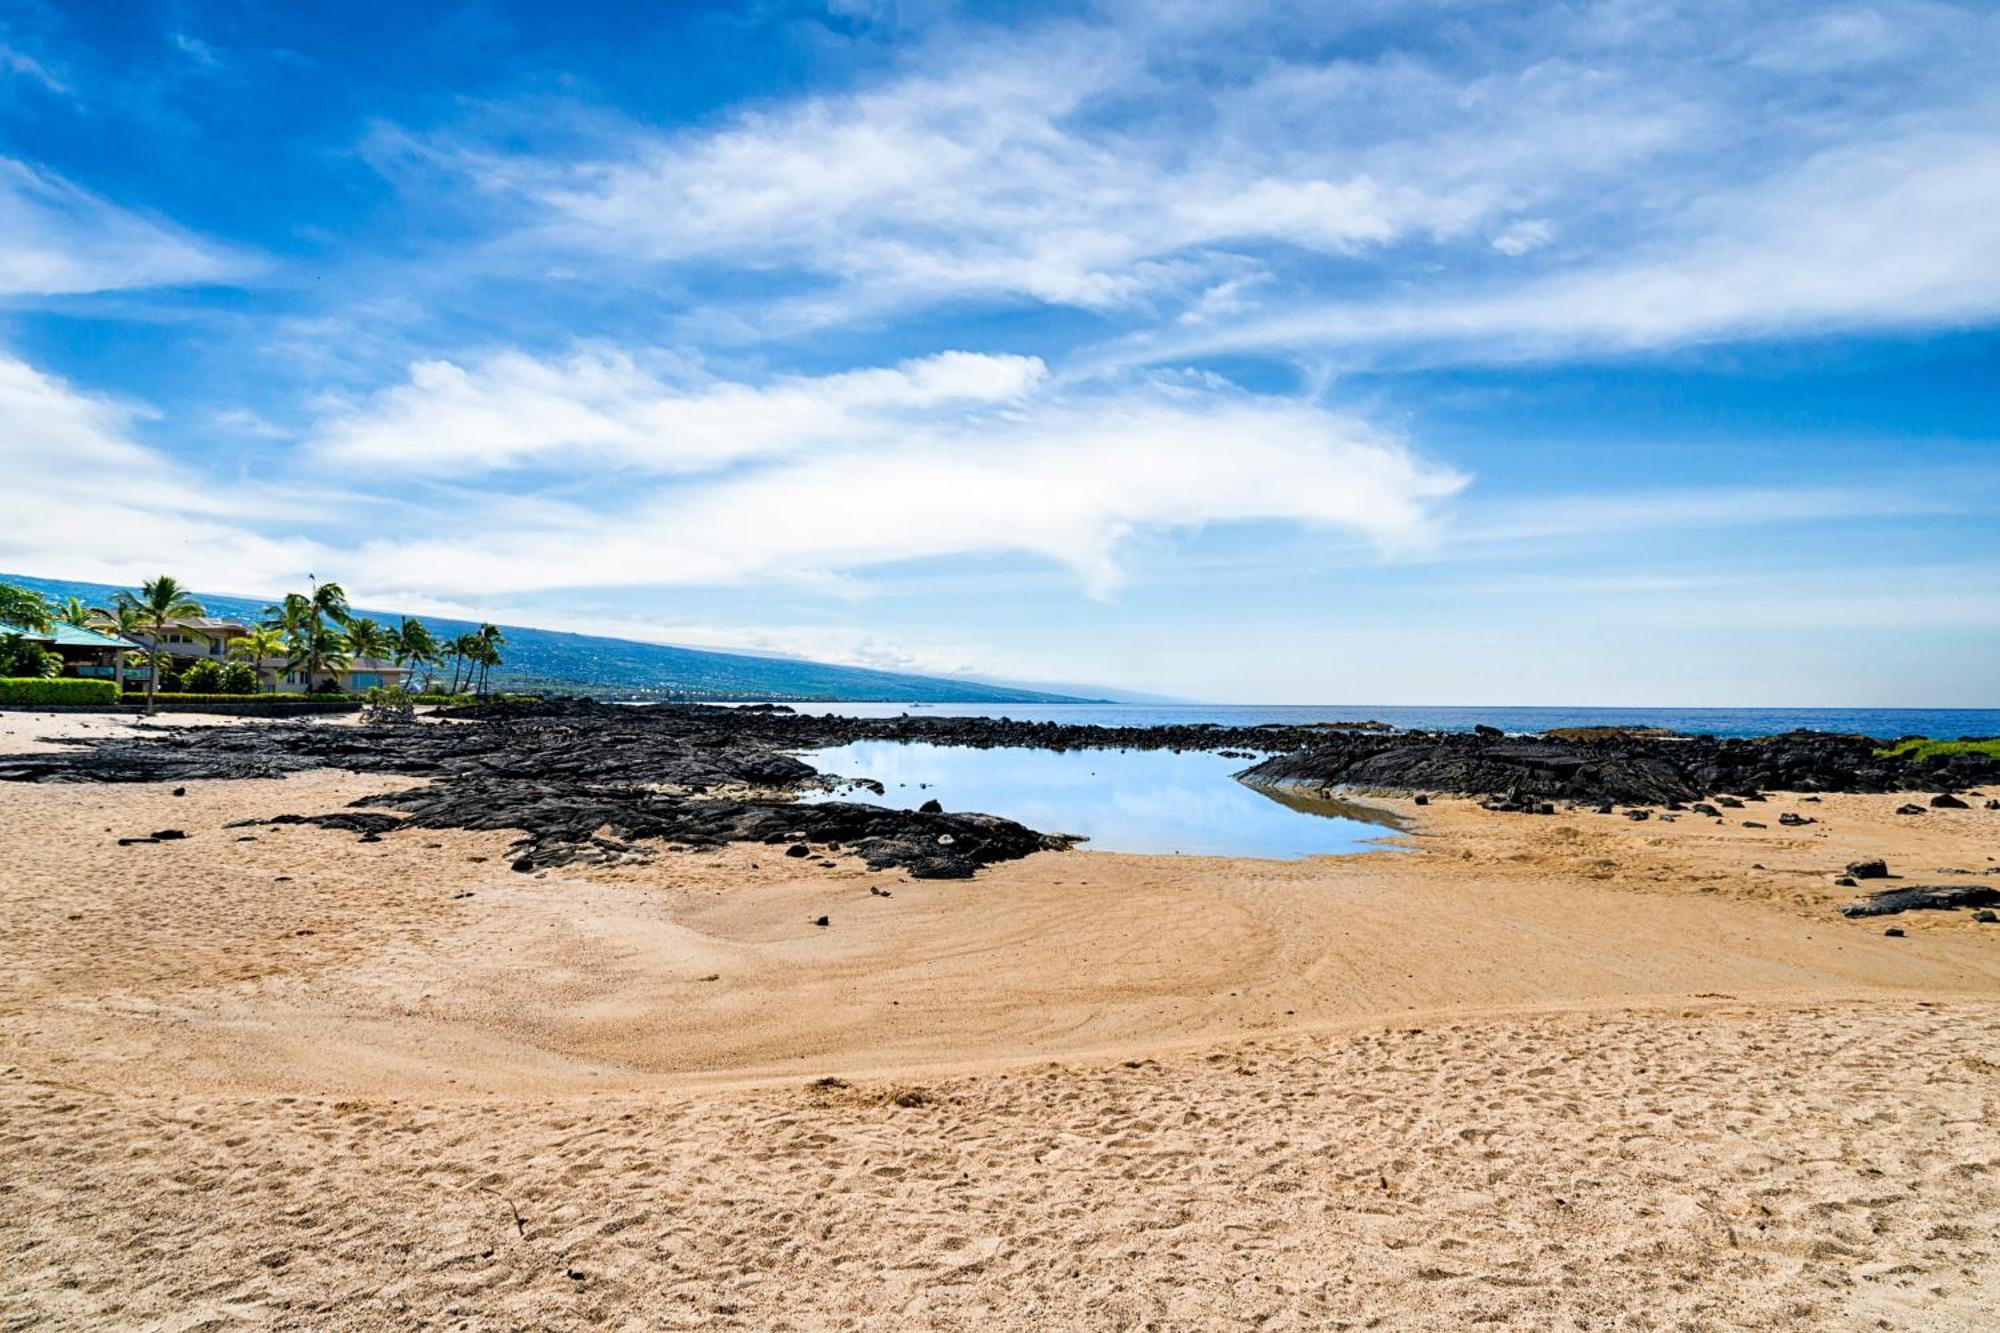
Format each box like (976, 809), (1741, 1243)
(1, 573), (1096, 704)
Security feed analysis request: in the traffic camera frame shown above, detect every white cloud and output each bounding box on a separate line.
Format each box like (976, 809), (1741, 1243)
(420, 15), (1693, 327)
(1490, 218), (1552, 256)
(0, 353), (324, 590)
(0, 159), (248, 297)
(1117, 123), (2000, 366)
(1, 43), (65, 94)
(312, 348), (1046, 473)
(328, 373), (1465, 598)
(171, 32), (222, 70)
(378, 0), (1999, 364)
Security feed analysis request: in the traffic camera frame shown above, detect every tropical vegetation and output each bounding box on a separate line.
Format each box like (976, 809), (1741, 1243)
(0, 632), (61, 679)
(0, 574), (502, 705)
(112, 575), (206, 715)
(0, 678), (118, 706)
(1878, 737), (2000, 763)
(0, 581), (51, 633)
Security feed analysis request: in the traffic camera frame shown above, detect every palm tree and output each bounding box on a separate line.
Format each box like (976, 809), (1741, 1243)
(262, 592), (312, 638)
(260, 580), (356, 692)
(308, 580), (351, 633)
(446, 632), (481, 695)
(227, 626), (288, 693)
(344, 617), (394, 662)
(113, 576), (205, 715)
(55, 596), (94, 629)
(472, 623), (505, 697)
(394, 617), (441, 692)
(0, 582), (50, 632)
(284, 624), (352, 692)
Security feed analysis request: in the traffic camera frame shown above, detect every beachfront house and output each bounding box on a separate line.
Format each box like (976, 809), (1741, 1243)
(0, 619), (144, 684)
(276, 656), (407, 694)
(143, 615), (251, 667)
(137, 615), (411, 694)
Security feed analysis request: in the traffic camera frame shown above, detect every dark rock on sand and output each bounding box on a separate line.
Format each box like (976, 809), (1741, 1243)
(1930, 792), (1968, 809)
(1847, 858), (1890, 879)
(5, 698), (1992, 879)
(1975, 910), (1999, 924)
(1840, 885), (2000, 918)
(350, 777), (1055, 880)
(1238, 726), (1990, 809)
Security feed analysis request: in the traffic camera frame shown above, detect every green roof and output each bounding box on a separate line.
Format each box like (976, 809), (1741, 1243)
(0, 619), (131, 649)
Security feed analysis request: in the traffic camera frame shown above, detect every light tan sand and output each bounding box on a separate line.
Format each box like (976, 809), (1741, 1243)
(2, 759), (1997, 1328)
(0, 707), (368, 756)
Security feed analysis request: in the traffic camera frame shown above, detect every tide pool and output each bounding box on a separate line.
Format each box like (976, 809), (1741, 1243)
(799, 741), (1399, 859)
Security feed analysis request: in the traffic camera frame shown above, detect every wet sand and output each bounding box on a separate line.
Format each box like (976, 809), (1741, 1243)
(2, 717), (1996, 1328)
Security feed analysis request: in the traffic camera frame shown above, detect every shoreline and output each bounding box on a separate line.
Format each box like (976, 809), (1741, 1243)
(4, 707), (1998, 1327)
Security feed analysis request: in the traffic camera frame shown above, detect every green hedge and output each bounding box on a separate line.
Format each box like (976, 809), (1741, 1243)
(118, 692), (342, 705)
(0, 677), (120, 706)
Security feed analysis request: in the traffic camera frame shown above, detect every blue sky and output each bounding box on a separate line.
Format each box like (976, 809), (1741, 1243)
(1, 0), (1995, 704)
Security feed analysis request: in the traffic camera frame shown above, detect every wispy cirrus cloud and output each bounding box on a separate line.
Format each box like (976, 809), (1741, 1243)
(1119, 123), (2000, 368)
(0, 41), (65, 94)
(311, 348), (1048, 473)
(377, 0), (2000, 365)
(0, 158), (250, 298)
(396, 9), (1695, 330)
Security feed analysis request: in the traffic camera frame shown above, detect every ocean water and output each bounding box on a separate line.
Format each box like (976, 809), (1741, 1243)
(783, 702), (2000, 740)
(800, 741), (1402, 859)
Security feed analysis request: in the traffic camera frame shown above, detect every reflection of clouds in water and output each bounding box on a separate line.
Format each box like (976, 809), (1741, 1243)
(801, 743), (1388, 859)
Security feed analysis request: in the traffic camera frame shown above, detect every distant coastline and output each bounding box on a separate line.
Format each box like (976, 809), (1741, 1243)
(0, 571), (1099, 707)
(785, 700), (2000, 740)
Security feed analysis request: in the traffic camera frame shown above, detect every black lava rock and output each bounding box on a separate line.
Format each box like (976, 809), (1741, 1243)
(1841, 885), (2000, 917)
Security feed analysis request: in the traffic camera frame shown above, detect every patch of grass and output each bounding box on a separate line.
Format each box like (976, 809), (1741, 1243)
(1877, 737), (2000, 762)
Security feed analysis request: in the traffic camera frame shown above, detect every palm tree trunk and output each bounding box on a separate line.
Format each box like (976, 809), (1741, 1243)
(145, 625), (161, 716)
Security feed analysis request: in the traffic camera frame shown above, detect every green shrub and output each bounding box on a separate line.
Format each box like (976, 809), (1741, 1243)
(1878, 737), (2000, 763)
(181, 659), (226, 692)
(111, 692), (361, 706)
(0, 677), (120, 706)
(0, 634), (61, 679)
(219, 661), (259, 694)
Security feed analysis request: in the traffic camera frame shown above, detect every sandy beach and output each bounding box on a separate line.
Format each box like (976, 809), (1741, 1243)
(2, 713), (1996, 1329)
